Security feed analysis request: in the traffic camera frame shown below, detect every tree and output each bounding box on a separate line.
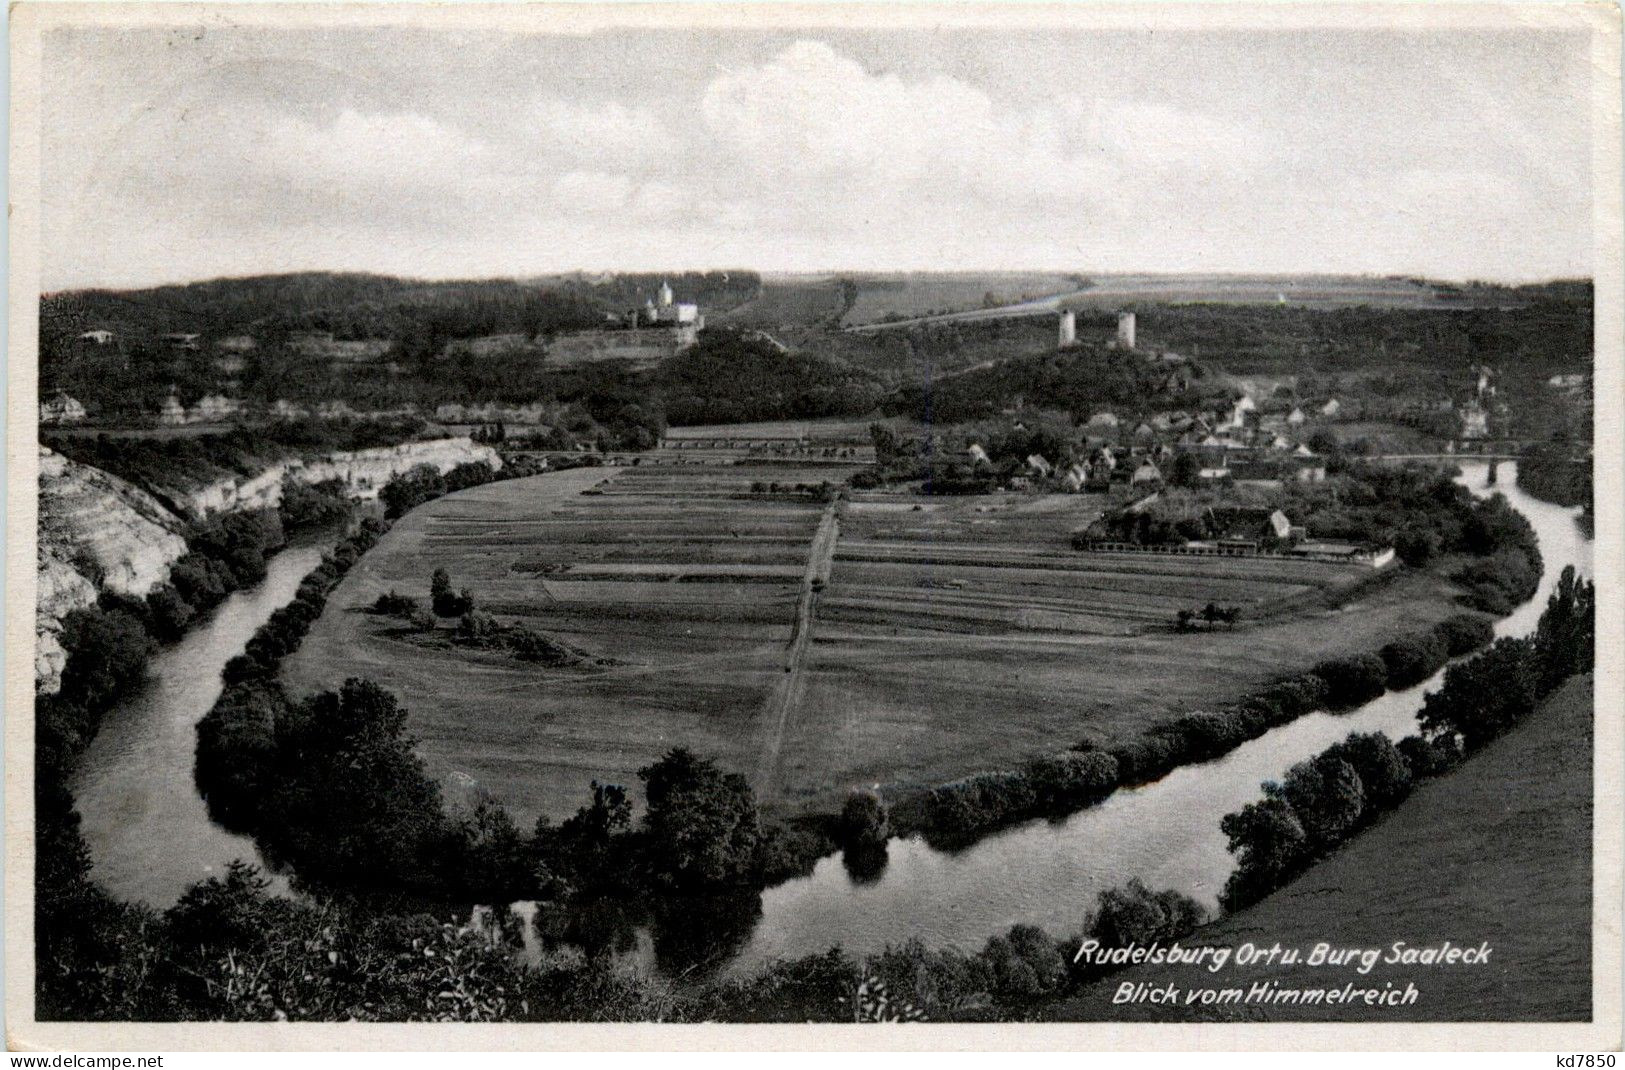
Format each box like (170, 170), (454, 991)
(1417, 637), (1538, 751)
(1268, 755), (1365, 850)
(1534, 565), (1595, 694)
(1321, 732), (1413, 810)
(56, 607), (156, 714)
(1085, 878), (1208, 951)
(1169, 451), (1201, 489)
(839, 789), (890, 853)
(1219, 798), (1310, 911)
(639, 748), (761, 891)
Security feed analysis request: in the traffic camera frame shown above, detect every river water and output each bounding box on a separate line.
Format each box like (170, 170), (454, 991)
(68, 464), (1588, 971)
(69, 543), (328, 906)
(713, 461), (1591, 975)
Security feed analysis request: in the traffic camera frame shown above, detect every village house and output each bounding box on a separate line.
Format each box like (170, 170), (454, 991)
(1459, 398), (1490, 440)
(77, 329), (115, 345)
(191, 394), (242, 422)
(1208, 506), (1293, 546)
(40, 391), (87, 425)
(1085, 410), (1121, 437)
(158, 394), (187, 426)
(1130, 458), (1163, 487)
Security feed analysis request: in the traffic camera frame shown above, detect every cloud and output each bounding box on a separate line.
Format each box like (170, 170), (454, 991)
(532, 98), (676, 168)
(263, 108), (490, 190)
(692, 39), (1286, 229)
(549, 170), (634, 212)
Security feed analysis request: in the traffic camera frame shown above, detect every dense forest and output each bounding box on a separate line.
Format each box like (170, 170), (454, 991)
(883, 341), (1227, 424)
(1137, 283), (1592, 377)
(656, 329), (888, 425)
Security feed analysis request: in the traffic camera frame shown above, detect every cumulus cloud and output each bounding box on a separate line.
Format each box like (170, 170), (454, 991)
(38, 28), (1593, 286)
(692, 39), (1287, 229)
(264, 108), (489, 189)
(532, 98), (676, 168)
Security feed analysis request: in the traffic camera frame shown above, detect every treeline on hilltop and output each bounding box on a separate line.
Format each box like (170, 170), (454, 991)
(1137, 290), (1592, 377)
(882, 343), (1226, 425)
(656, 329), (888, 425)
(43, 273), (609, 346)
(43, 418), (429, 495)
(1220, 566), (1594, 912)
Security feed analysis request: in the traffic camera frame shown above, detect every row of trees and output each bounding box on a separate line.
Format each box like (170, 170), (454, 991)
(1220, 567), (1594, 912)
(36, 482), (368, 1020)
(911, 612), (1495, 848)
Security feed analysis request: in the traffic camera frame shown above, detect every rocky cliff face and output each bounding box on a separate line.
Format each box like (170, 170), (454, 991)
(34, 437), (501, 693)
(173, 437), (502, 517)
(36, 447), (191, 693)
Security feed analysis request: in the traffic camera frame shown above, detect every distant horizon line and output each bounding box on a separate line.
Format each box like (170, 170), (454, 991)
(41, 267), (1596, 297)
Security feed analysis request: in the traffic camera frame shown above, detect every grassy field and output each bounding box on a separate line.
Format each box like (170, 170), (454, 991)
(841, 272), (1084, 327)
(710, 277), (849, 330)
(1048, 673), (1594, 1022)
(283, 458), (1478, 828)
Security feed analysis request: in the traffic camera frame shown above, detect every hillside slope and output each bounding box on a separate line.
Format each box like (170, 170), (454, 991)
(1050, 673), (1594, 1022)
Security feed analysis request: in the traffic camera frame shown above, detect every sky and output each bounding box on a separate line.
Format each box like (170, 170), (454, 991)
(40, 19), (1595, 290)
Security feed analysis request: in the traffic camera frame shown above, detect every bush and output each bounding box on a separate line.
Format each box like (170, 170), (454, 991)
(838, 790), (890, 853)
(456, 611), (502, 644)
(1396, 733), (1463, 778)
(1022, 751), (1120, 813)
(1378, 631), (1450, 689)
(1084, 878), (1208, 952)
(1109, 735), (1180, 785)
(1454, 549), (1541, 614)
(371, 590), (419, 617)
(1310, 653), (1388, 708)
(1151, 709), (1258, 765)
(1435, 613), (1495, 657)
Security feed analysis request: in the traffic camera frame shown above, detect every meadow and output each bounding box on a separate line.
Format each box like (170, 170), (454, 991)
(283, 444), (1476, 827)
(1049, 673), (1594, 1022)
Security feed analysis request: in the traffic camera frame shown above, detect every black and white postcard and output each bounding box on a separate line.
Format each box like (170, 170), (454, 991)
(6, 1), (1620, 1050)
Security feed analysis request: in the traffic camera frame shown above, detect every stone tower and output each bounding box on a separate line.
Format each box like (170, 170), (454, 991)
(1058, 310), (1076, 347)
(1117, 311), (1137, 350)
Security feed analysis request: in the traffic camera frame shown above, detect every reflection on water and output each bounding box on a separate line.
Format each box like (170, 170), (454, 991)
(69, 544), (329, 907)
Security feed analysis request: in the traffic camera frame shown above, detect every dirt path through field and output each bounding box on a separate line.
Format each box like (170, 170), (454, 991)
(754, 499), (842, 797)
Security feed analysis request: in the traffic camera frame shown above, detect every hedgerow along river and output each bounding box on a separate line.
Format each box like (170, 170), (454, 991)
(69, 464), (1589, 977)
(710, 462), (1592, 976)
(70, 542), (330, 906)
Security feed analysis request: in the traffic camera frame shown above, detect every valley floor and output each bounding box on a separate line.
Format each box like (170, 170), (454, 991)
(282, 464), (1477, 829)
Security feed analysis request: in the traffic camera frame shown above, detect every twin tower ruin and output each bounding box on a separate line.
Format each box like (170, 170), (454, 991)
(1059, 310), (1136, 351)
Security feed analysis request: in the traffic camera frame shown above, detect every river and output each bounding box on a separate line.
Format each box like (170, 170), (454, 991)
(710, 461), (1591, 975)
(68, 464), (1588, 970)
(69, 543), (329, 906)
